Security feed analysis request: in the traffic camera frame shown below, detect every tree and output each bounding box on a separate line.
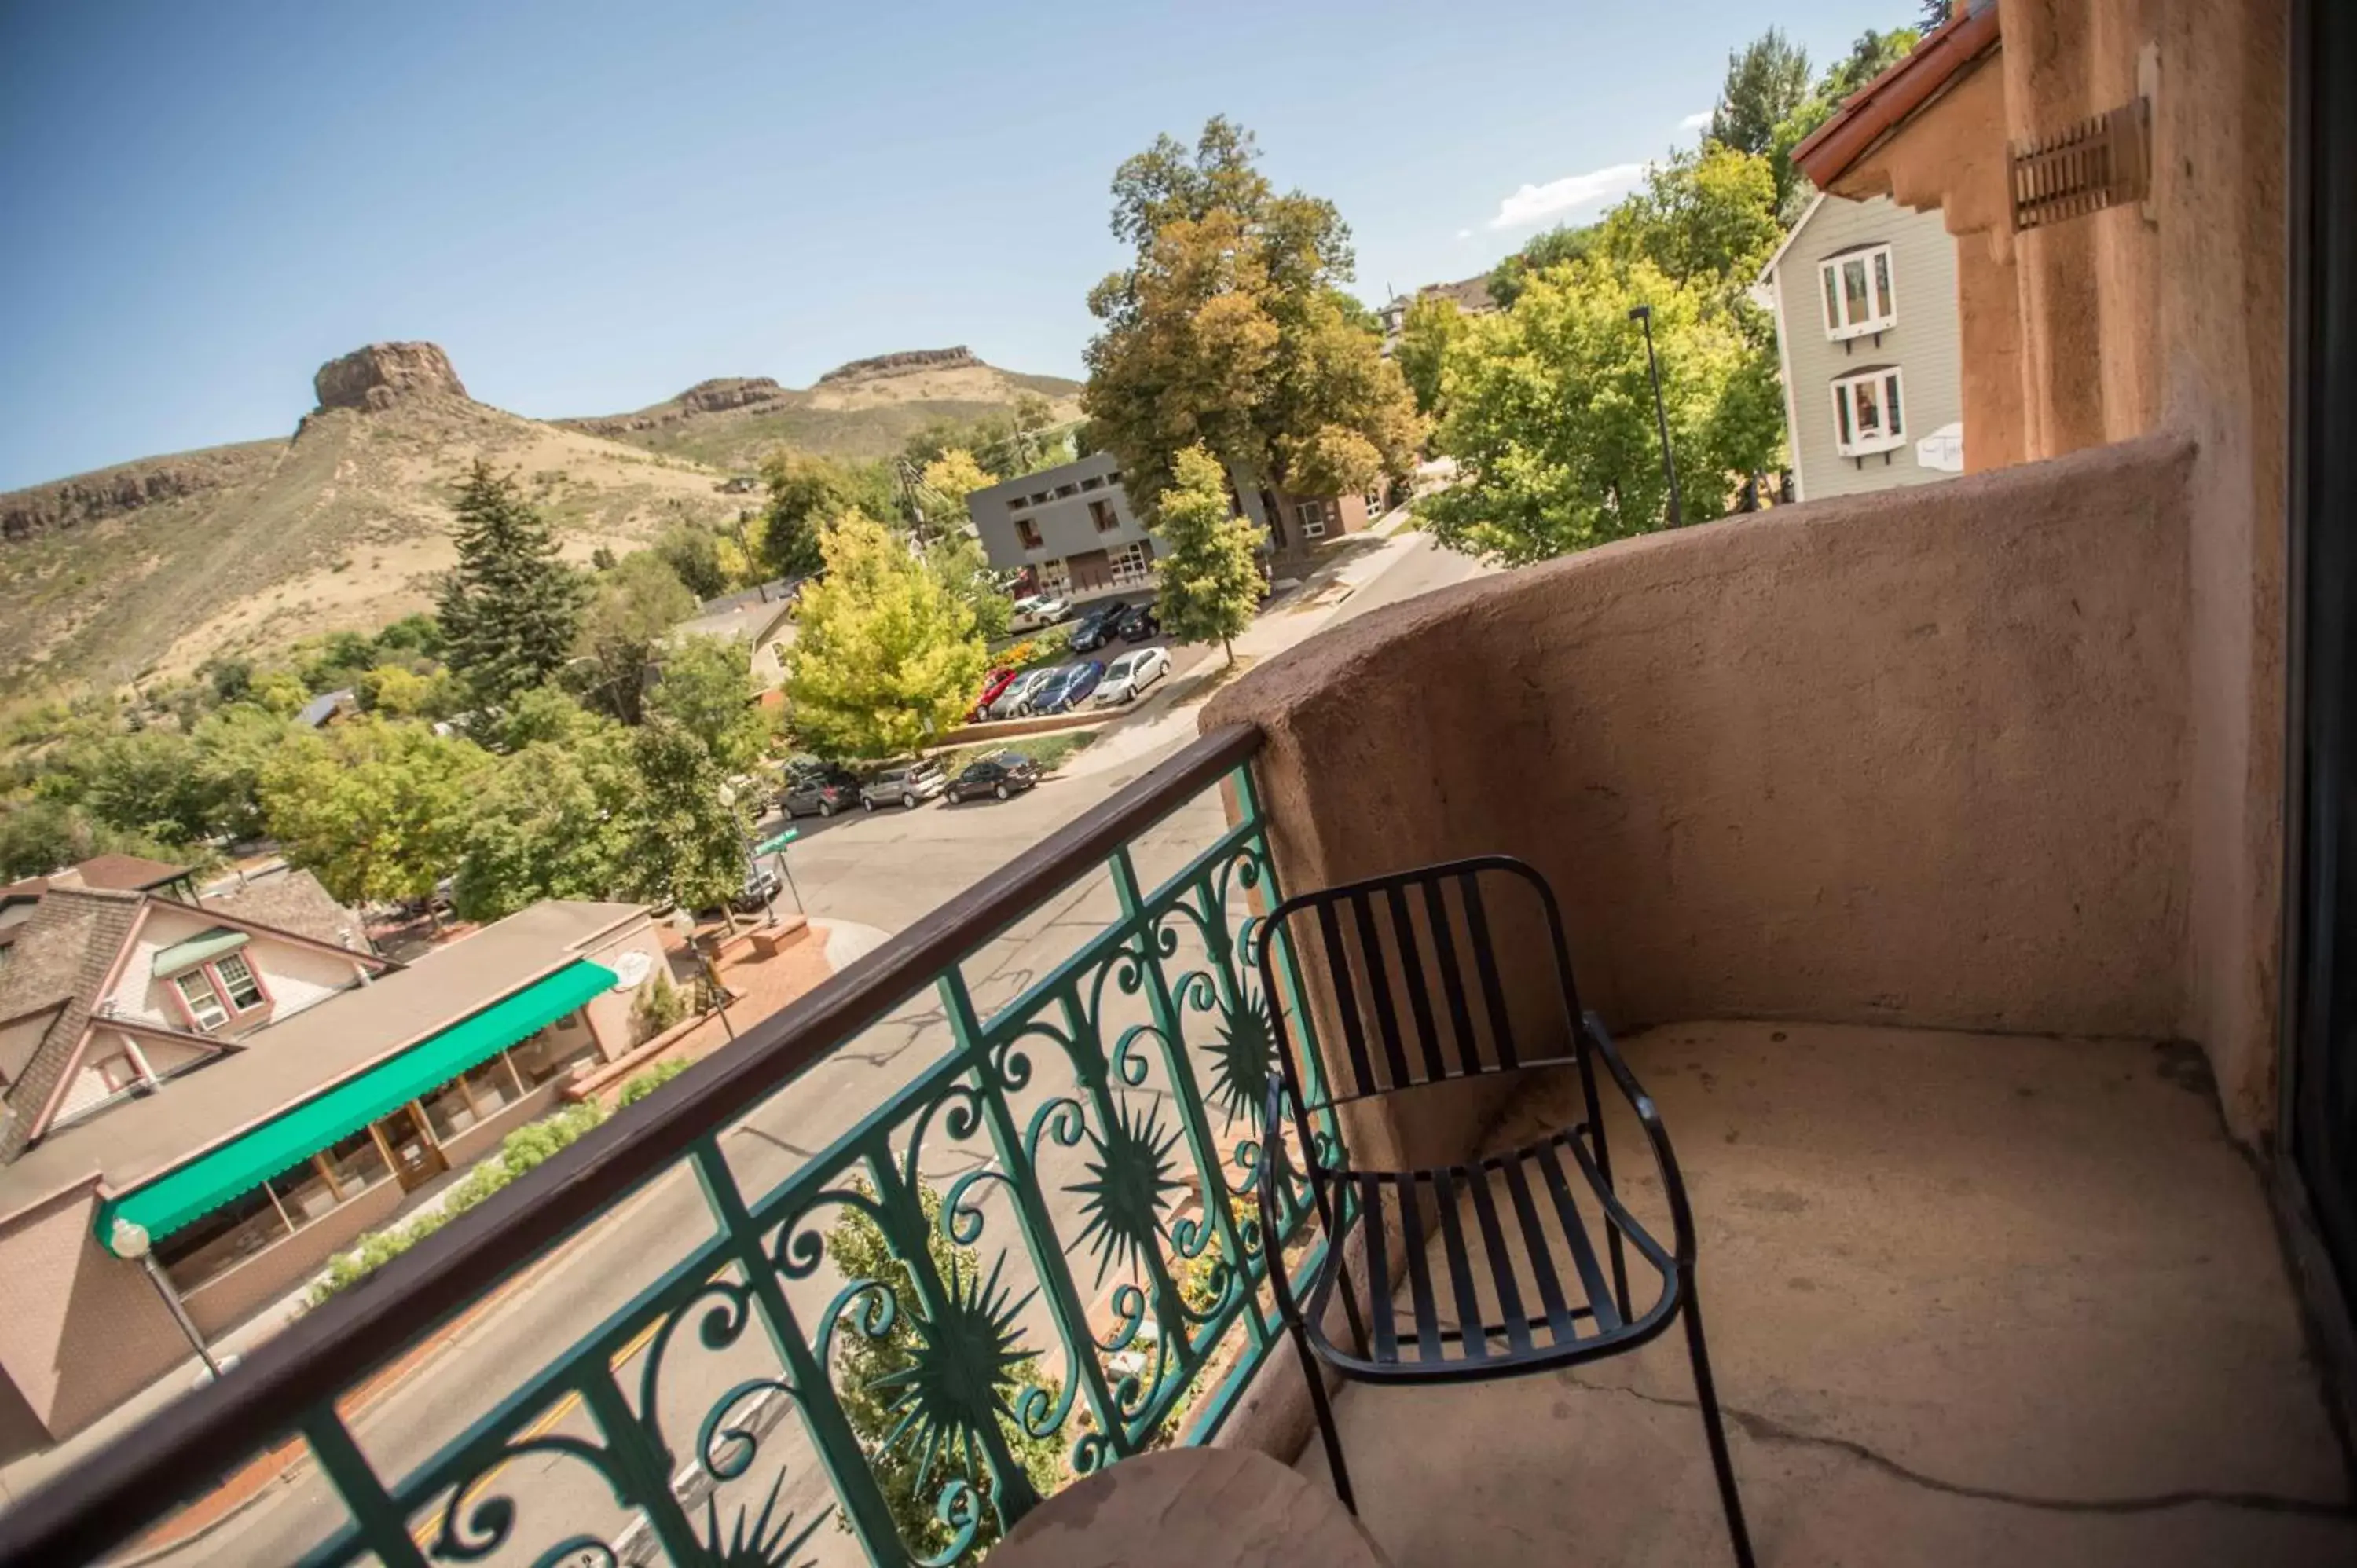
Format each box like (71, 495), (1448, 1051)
(782, 511), (988, 760)
(1152, 446), (1266, 666)
(576, 551), (697, 724)
(1082, 117), (1421, 512)
(1766, 28), (1923, 221)
(654, 524), (731, 601)
(248, 669), (309, 718)
(453, 712), (636, 921)
(75, 731), (216, 844)
(1710, 29), (1813, 160)
(1395, 294), (1470, 418)
(1419, 258), (1783, 565)
(918, 449), (994, 510)
(0, 800), (192, 883)
(618, 719), (749, 913)
(1596, 144), (1783, 300)
(760, 453), (897, 581)
(437, 461), (586, 706)
(190, 705), (295, 841)
(1920, 0), (1952, 26)
(258, 718), (493, 905)
(1488, 222), (1602, 310)
(926, 532), (1014, 646)
(647, 635), (769, 775)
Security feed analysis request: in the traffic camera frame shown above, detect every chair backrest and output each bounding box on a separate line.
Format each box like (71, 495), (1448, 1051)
(1256, 855), (1593, 1116)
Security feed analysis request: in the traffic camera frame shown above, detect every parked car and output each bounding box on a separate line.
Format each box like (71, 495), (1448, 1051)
(970, 667), (1019, 722)
(730, 863), (783, 913)
(1116, 603), (1161, 643)
(1067, 600), (1132, 653)
(1010, 594), (1072, 632)
(1034, 660), (1106, 714)
(992, 665), (1065, 720)
(860, 759), (949, 811)
(780, 763), (861, 819)
(944, 751), (1040, 803)
(1093, 646), (1172, 706)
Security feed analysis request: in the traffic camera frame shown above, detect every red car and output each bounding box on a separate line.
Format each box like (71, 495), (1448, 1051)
(969, 667), (1018, 722)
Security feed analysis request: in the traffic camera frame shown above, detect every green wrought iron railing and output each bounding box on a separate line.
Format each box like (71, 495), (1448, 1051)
(0, 724), (1334, 1568)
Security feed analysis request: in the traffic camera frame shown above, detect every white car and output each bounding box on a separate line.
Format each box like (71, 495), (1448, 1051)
(1093, 646), (1171, 706)
(1010, 594), (1072, 633)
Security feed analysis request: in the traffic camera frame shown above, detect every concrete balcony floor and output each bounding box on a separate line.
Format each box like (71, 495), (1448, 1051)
(1296, 1021), (2357, 1566)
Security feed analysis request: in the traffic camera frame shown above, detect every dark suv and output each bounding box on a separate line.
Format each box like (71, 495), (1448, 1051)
(1067, 599), (1131, 653)
(781, 763), (860, 819)
(944, 751), (1040, 804)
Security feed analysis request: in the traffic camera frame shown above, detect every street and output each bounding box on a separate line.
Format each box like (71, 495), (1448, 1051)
(159, 528), (1494, 1568)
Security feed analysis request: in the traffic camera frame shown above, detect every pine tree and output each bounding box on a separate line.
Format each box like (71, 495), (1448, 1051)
(437, 461), (585, 705)
(1151, 446), (1266, 667)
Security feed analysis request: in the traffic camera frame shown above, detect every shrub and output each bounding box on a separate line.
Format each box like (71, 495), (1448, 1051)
(632, 971), (687, 1043)
(618, 1057), (692, 1107)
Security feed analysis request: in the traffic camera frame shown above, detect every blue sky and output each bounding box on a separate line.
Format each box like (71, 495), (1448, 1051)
(0, 1), (1910, 491)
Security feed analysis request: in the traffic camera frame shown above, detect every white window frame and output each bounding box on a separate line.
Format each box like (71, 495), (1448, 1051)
(1817, 244), (1897, 340)
(1830, 366), (1908, 457)
(1108, 540), (1154, 588)
(214, 951), (266, 1010)
(174, 969), (230, 1031)
(1293, 500), (1332, 540)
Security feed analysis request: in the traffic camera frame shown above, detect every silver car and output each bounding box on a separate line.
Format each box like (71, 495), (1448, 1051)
(860, 759), (949, 811)
(989, 665), (1065, 720)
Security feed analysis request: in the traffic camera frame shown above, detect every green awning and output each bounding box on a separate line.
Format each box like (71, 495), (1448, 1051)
(99, 959), (617, 1251)
(151, 927), (249, 979)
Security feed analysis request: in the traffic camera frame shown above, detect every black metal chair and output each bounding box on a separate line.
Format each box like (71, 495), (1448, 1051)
(1253, 855), (1755, 1567)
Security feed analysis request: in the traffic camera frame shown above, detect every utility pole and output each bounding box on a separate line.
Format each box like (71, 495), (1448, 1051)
(1628, 304), (1684, 528)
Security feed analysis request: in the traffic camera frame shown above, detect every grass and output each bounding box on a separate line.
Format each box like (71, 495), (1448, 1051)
(933, 727), (1097, 779)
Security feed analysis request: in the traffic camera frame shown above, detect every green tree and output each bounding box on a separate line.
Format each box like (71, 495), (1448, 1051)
(760, 453), (897, 580)
(75, 730), (217, 844)
(647, 635), (769, 775)
(918, 449), (994, 508)
(190, 705), (296, 841)
(576, 551), (697, 724)
(618, 719), (749, 913)
(1487, 222), (1601, 310)
(453, 712), (636, 921)
(1395, 294), (1471, 418)
(436, 461), (586, 707)
(248, 669), (309, 719)
(1710, 29), (1813, 160)
(826, 1181), (1065, 1559)
(1920, 0), (1952, 26)
(1768, 27), (1922, 222)
(1152, 446), (1266, 665)
(1420, 258), (1783, 565)
(926, 532), (1014, 645)
(654, 524), (731, 601)
(1082, 116), (1422, 512)
(0, 800), (193, 883)
(1596, 143), (1783, 299)
(783, 512), (988, 760)
(259, 718), (493, 904)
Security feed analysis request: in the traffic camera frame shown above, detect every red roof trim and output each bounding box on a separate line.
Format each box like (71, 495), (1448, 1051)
(1792, 3), (2004, 190)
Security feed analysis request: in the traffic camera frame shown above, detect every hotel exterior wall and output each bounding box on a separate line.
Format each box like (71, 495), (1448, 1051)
(0, 1184), (186, 1448)
(1208, 437), (2197, 1147)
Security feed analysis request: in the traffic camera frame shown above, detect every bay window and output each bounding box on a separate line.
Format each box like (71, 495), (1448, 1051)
(1831, 366), (1908, 457)
(1819, 244), (1897, 339)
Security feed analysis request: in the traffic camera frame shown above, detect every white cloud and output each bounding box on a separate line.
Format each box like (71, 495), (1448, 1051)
(1455, 228), (1473, 240)
(1486, 162), (1648, 230)
(1679, 109), (1714, 130)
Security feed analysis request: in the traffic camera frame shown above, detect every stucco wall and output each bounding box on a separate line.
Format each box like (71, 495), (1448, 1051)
(1208, 438), (2197, 1140)
(577, 917), (665, 1060)
(108, 906), (368, 1035)
(0, 1184), (188, 1445)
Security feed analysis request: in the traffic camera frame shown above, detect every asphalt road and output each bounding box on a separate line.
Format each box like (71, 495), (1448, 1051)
(160, 533), (1494, 1568)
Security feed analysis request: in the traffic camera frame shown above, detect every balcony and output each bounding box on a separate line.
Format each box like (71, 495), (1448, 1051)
(1, 438), (2350, 1566)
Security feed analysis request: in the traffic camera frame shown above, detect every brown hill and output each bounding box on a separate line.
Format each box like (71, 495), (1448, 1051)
(0, 343), (1081, 700)
(560, 346), (1083, 471)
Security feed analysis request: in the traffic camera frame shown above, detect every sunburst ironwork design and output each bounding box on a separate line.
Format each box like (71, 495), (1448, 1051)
(867, 1255), (1039, 1498)
(1204, 980), (1279, 1126)
(696, 1471), (821, 1567)
(1066, 1097), (1185, 1286)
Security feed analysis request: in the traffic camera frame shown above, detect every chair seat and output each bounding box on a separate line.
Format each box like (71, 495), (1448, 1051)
(1299, 1123), (1680, 1383)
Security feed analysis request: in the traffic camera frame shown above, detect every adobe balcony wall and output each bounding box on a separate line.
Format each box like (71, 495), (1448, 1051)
(1208, 436), (2203, 1146)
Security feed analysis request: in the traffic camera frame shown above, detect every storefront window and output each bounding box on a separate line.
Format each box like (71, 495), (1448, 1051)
(157, 1186), (289, 1291)
(466, 1057), (526, 1114)
(420, 1078), (480, 1143)
(270, 1162), (340, 1225)
(509, 1024), (602, 1087)
(321, 1127), (390, 1195)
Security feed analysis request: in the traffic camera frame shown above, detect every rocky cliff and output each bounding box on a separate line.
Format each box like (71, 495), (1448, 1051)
(312, 342), (469, 412)
(0, 443), (279, 542)
(816, 346), (980, 385)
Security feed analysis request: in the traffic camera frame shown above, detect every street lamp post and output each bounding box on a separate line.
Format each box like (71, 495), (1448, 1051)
(1628, 304), (1684, 528)
(109, 1219), (226, 1380)
(669, 908), (736, 1042)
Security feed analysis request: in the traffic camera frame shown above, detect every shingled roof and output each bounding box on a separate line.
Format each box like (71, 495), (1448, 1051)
(0, 888), (146, 1163)
(197, 868), (365, 951)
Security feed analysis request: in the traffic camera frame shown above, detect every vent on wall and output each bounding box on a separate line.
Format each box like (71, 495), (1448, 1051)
(2009, 98), (2152, 232)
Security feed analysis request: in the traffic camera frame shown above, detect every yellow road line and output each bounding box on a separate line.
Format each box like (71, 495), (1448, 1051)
(409, 1316), (668, 1549)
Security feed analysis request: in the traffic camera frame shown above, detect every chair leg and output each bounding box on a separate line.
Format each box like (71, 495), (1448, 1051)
(1286, 1315), (1358, 1515)
(1680, 1273), (1756, 1568)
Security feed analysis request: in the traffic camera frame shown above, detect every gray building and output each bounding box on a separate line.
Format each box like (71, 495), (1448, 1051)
(1758, 192), (1966, 502)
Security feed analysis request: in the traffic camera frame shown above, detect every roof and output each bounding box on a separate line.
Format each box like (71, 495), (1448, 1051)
(2, 855), (192, 912)
(0, 900), (644, 1216)
(196, 866), (365, 950)
(295, 688), (357, 728)
(1791, 0), (2003, 191)
(0, 889), (144, 1077)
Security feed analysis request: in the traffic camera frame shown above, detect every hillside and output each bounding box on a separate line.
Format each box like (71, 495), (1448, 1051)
(0, 343), (1081, 699)
(561, 346), (1083, 470)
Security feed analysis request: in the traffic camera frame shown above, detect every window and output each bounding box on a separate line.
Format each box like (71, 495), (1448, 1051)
(321, 1127), (390, 1195)
(1004, 496), (1028, 514)
(1106, 471), (1123, 485)
(1293, 500), (1333, 540)
(1080, 476), (1104, 491)
(174, 969), (229, 1031)
(1830, 366), (1908, 456)
(214, 952), (265, 1011)
(1054, 483), (1078, 498)
(1818, 244), (1897, 339)
(1015, 517), (1043, 550)
(1109, 540), (1154, 588)
(1087, 499), (1120, 533)
(1036, 559), (1071, 596)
